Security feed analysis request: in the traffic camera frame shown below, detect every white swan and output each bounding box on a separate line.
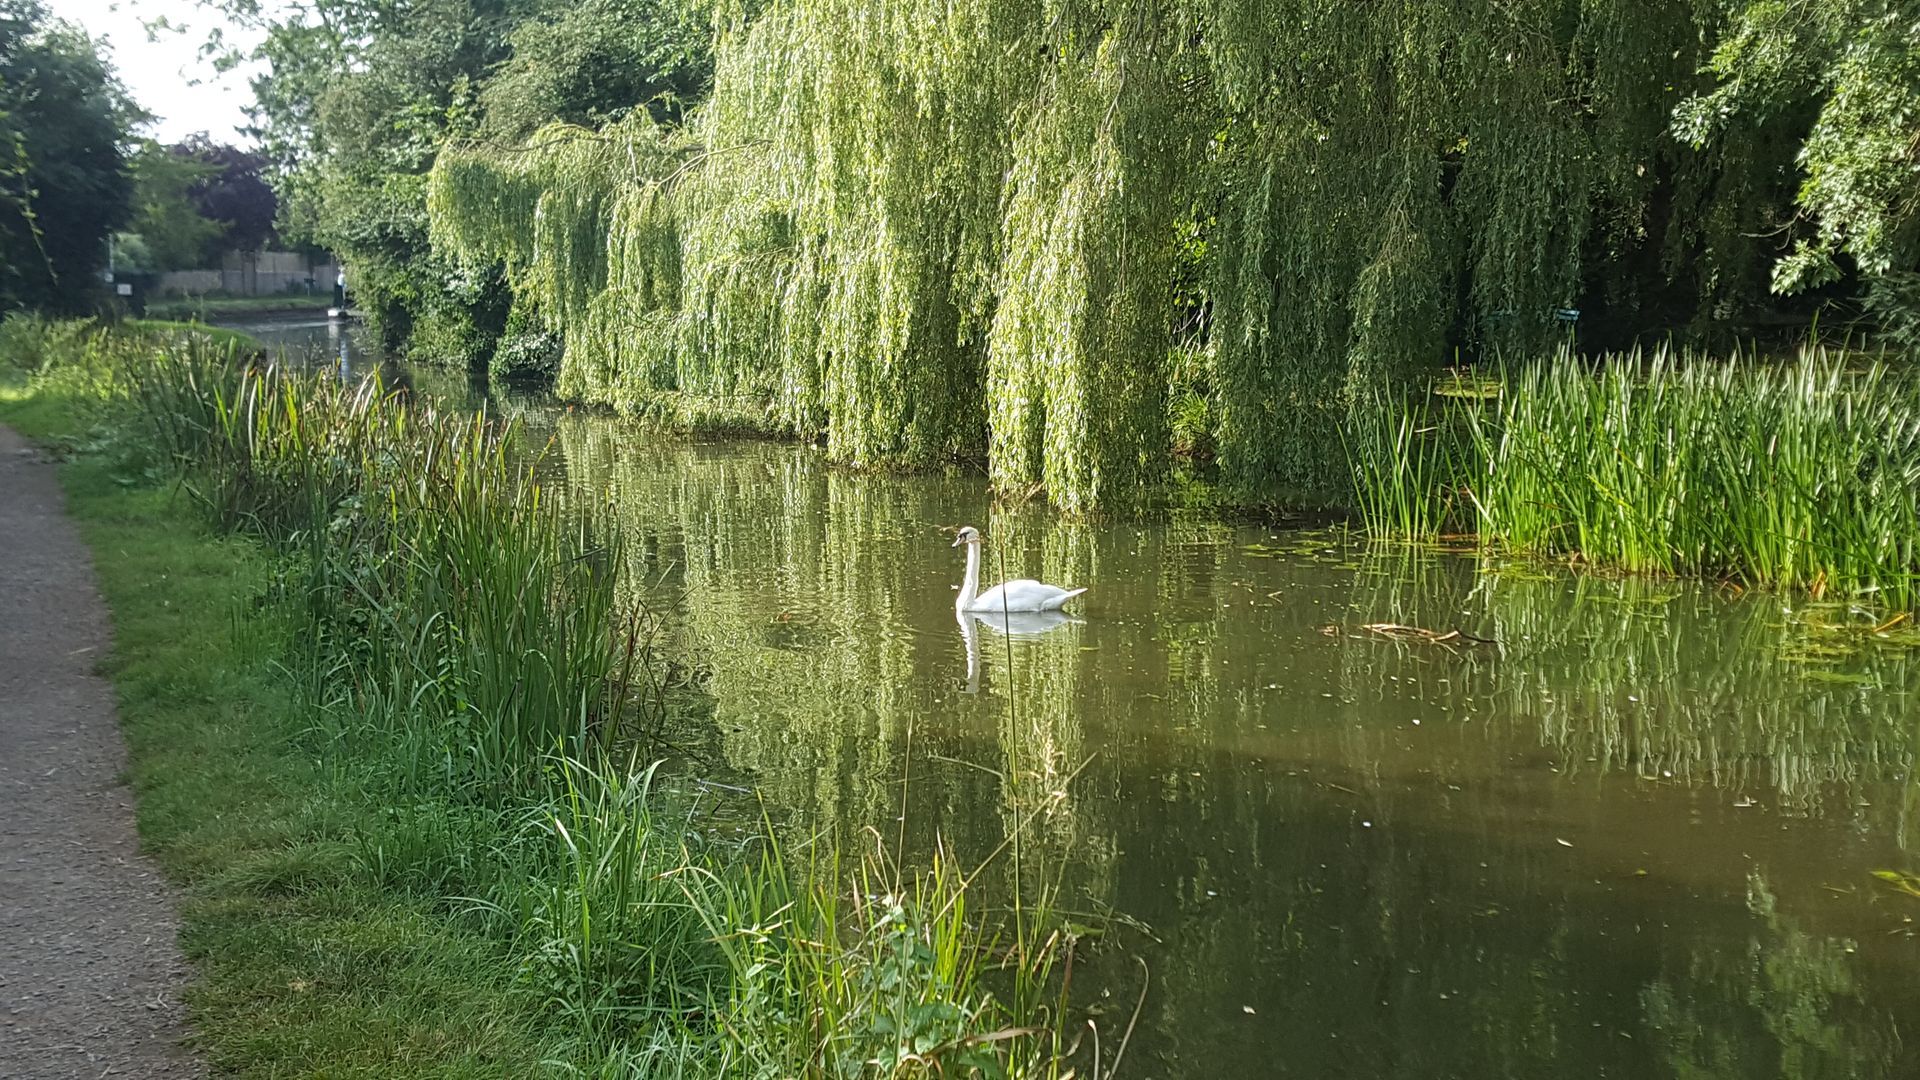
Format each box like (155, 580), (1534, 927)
(952, 526), (1087, 614)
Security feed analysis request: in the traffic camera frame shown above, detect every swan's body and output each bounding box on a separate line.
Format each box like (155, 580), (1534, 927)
(970, 579), (1085, 613)
(952, 526), (1087, 614)
(970, 608), (1080, 636)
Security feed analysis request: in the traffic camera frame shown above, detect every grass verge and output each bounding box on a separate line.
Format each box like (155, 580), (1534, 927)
(3, 368), (548, 1076)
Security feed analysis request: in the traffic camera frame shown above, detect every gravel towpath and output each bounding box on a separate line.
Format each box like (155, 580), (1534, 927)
(0, 425), (201, 1078)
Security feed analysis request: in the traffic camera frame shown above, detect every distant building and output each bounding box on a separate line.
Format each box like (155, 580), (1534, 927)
(155, 251), (343, 298)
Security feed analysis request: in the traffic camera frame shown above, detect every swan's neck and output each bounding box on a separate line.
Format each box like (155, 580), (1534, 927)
(958, 542), (980, 613)
(958, 609), (980, 693)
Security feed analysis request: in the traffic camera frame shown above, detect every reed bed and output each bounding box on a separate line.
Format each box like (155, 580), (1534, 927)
(1344, 401), (1476, 540)
(15, 316), (1083, 1077)
(1352, 346), (1920, 611)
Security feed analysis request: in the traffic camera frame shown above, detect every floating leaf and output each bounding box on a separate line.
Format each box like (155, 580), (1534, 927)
(1871, 870), (1920, 899)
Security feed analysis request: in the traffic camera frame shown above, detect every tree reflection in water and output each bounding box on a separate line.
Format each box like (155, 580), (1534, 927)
(551, 418), (1920, 1077)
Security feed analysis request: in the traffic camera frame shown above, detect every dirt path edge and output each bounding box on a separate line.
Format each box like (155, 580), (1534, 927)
(0, 424), (202, 1078)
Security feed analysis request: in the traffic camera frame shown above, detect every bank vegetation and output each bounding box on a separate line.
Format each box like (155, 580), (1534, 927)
(0, 316), (1089, 1077)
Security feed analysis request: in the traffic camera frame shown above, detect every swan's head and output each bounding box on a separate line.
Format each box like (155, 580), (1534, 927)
(952, 525), (982, 548)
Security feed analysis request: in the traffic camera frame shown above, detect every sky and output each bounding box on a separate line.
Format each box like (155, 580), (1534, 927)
(46, 0), (264, 145)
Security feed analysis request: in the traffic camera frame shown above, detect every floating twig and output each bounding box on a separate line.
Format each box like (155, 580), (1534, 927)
(1359, 622), (1496, 646)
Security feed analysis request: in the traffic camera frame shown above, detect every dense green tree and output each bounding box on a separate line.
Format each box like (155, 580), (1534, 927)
(221, 0), (707, 366)
(216, 0), (1914, 506)
(124, 142), (222, 270)
(0, 0), (135, 313)
(217, 0), (527, 358)
(478, 0), (715, 139)
(174, 137), (278, 253)
(120, 139), (281, 272)
(428, 0), (1920, 509)
(1677, 0), (1920, 344)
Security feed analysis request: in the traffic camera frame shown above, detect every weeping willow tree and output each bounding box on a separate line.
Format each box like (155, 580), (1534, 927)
(1197, 0), (1724, 496)
(428, 0), (1872, 509)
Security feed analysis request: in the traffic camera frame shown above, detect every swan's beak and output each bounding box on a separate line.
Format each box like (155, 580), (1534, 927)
(951, 535), (964, 548)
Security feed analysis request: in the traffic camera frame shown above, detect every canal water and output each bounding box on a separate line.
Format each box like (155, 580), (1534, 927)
(237, 315), (1920, 1078)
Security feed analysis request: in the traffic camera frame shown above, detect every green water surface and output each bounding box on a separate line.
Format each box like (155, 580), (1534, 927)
(555, 425), (1920, 1079)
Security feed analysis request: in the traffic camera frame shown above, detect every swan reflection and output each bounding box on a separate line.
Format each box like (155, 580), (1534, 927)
(958, 609), (1080, 693)
(974, 609), (1081, 636)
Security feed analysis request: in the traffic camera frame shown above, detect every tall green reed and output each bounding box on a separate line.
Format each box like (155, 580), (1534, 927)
(1355, 344), (1920, 611)
(443, 748), (1085, 1075)
(125, 355), (638, 790)
(1345, 391), (1477, 539)
(677, 825), (1074, 1078)
(521, 757), (728, 1049)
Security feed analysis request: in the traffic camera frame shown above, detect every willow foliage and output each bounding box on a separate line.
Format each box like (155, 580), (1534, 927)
(429, 0), (1904, 509)
(1678, 0), (1920, 342)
